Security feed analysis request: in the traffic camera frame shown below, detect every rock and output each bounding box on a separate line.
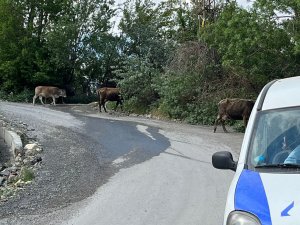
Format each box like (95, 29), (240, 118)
(15, 155), (22, 163)
(25, 149), (34, 156)
(14, 179), (25, 187)
(7, 174), (17, 184)
(24, 143), (39, 151)
(24, 143), (42, 156)
(7, 166), (18, 174)
(0, 177), (6, 186)
(31, 156), (42, 165)
(36, 147), (43, 153)
(0, 169), (10, 177)
(23, 159), (31, 166)
(14, 161), (22, 167)
(3, 162), (12, 168)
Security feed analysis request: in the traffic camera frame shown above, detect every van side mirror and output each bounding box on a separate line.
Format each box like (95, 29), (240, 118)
(212, 151), (237, 171)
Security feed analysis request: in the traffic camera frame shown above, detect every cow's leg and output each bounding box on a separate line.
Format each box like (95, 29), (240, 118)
(221, 115), (228, 133)
(99, 99), (107, 112)
(98, 98), (102, 112)
(119, 95), (124, 111)
(221, 120), (228, 133)
(243, 116), (248, 128)
(51, 97), (56, 105)
(103, 100), (107, 112)
(120, 100), (123, 111)
(33, 95), (37, 105)
(214, 118), (228, 133)
(39, 96), (45, 104)
(213, 117), (220, 133)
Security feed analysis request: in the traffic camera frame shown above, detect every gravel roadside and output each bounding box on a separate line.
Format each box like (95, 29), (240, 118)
(0, 102), (114, 220)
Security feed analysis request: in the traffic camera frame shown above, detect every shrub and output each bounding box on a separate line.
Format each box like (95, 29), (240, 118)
(0, 88), (33, 103)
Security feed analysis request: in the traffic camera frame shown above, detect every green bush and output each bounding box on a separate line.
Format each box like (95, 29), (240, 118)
(185, 102), (217, 125)
(0, 88), (33, 103)
(20, 167), (34, 182)
(233, 121), (246, 133)
(118, 58), (161, 114)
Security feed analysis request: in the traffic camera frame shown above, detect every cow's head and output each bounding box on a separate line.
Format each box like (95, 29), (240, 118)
(60, 89), (67, 98)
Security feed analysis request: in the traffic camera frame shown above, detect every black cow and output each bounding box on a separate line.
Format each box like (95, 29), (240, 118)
(213, 98), (255, 133)
(97, 87), (123, 112)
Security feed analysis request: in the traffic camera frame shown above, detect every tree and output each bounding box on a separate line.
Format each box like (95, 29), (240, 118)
(0, 0), (117, 98)
(159, 41), (221, 124)
(117, 0), (174, 112)
(0, 0), (35, 92)
(202, 2), (298, 89)
(45, 0), (117, 92)
(254, 0), (300, 55)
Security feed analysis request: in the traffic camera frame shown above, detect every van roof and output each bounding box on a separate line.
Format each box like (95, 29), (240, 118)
(262, 76), (300, 111)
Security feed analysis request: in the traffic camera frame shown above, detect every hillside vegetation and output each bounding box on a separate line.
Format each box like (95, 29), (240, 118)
(0, 0), (299, 126)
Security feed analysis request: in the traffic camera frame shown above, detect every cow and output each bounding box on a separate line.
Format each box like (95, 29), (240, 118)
(97, 87), (123, 112)
(213, 98), (255, 133)
(33, 86), (67, 106)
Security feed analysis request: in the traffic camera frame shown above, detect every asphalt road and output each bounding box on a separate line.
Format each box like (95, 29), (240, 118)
(0, 102), (243, 225)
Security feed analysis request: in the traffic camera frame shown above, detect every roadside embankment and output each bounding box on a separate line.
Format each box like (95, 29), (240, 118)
(0, 126), (23, 159)
(0, 116), (42, 201)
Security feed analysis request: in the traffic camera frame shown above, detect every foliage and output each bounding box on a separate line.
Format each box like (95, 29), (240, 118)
(156, 0), (198, 42)
(118, 0), (174, 113)
(20, 167), (34, 182)
(118, 56), (161, 113)
(0, 88), (32, 103)
(158, 42), (221, 124)
(158, 73), (219, 124)
(254, 0), (300, 55)
(0, 0), (117, 94)
(202, 2), (299, 90)
(119, 0), (174, 70)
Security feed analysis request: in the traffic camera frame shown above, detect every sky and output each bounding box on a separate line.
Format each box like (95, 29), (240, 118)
(237, 0), (253, 8)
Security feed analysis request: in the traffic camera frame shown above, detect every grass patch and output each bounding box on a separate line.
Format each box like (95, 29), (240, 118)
(20, 167), (35, 182)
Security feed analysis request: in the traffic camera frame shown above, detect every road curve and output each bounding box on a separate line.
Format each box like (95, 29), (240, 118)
(0, 102), (243, 225)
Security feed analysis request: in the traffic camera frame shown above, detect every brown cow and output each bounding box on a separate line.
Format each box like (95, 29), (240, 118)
(213, 98), (255, 133)
(33, 86), (67, 106)
(97, 87), (123, 112)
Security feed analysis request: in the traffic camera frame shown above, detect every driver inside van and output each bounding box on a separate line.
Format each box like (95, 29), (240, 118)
(253, 116), (300, 166)
(284, 120), (300, 165)
(284, 145), (300, 165)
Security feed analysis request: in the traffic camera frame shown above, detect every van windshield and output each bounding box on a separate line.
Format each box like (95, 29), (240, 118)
(248, 107), (300, 169)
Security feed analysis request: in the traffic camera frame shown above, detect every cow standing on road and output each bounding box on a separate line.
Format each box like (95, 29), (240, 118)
(97, 87), (123, 112)
(33, 86), (67, 106)
(213, 98), (255, 133)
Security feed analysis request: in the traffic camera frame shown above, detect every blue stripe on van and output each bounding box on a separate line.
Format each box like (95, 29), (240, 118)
(235, 169), (272, 225)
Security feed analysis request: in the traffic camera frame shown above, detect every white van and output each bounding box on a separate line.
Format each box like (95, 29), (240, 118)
(212, 76), (300, 225)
